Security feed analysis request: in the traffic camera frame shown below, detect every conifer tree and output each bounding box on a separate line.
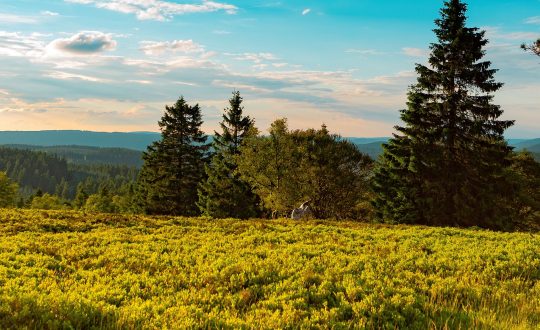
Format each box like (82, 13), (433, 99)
(197, 91), (259, 218)
(372, 0), (514, 229)
(0, 171), (18, 208)
(136, 96), (209, 216)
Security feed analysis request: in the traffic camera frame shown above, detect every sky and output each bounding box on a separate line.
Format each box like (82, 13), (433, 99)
(0, 0), (538, 138)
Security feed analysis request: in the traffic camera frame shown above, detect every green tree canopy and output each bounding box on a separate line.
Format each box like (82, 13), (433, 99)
(198, 91), (260, 219)
(372, 0), (514, 229)
(0, 171), (19, 208)
(136, 96), (209, 216)
(237, 120), (372, 219)
(30, 193), (68, 210)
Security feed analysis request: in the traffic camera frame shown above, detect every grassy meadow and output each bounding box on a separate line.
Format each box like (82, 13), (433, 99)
(0, 209), (539, 329)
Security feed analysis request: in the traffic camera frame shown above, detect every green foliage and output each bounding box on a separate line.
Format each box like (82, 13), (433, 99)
(30, 193), (69, 210)
(0, 146), (138, 201)
(372, 0), (515, 229)
(521, 38), (540, 56)
(237, 119), (306, 217)
(0, 209), (539, 328)
(0, 171), (18, 208)
(237, 120), (373, 219)
(83, 187), (116, 213)
(4, 144), (144, 167)
(506, 151), (540, 227)
(73, 183), (89, 209)
(136, 96), (209, 216)
(198, 91), (260, 219)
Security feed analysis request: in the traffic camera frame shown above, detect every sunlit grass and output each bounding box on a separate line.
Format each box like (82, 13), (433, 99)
(0, 209), (539, 329)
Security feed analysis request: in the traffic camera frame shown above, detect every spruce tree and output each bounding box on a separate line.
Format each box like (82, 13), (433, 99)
(136, 96), (209, 216)
(372, 0), (514, 229)
(197, 91), (259, 218)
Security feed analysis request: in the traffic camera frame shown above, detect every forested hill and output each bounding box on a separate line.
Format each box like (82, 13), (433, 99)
(4, 145), (143, 167)
(0, 147), (137, 199)
(0, 131), (538, 161)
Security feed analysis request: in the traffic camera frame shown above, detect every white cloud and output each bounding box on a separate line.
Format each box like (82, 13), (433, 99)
(302, 8), (311, 16)
(213, 30), (231, 35)
(402, 47), (427, 57)
(127, 79), (153, 85)
(65, 0), (238, 21)
(0, 13), (39, 24)
(483, 26), (539, 41)
(524, 16), (540, 25)
(0, 31), (46, 58)
(229, 52), (278, 64)
(46, 70), (107, 82)
(41, 11), (60, 16)
(139, 40), (204, 55)
(47, 31), (117, 55)
(345, 49), (385, 55)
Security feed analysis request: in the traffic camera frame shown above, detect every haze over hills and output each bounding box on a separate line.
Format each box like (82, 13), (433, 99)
(0, 131), (538, 163)
(0, 131), (160, 151)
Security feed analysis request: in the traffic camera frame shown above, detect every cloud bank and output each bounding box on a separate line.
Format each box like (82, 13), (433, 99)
(65, 0), (238, 21)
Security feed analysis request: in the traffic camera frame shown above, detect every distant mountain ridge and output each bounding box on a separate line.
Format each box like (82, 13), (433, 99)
(0, 130), (161, 151)
(0, 131), (538, 161)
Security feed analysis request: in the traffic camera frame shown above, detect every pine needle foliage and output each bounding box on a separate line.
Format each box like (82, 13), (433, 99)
(137, 96), (209, 216)
(372, 0), (515, 229)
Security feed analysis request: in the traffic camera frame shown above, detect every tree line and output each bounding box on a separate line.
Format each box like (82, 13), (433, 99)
(0, 0), (538, 230)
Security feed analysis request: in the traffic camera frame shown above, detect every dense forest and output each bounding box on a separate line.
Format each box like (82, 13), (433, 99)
(4, 145), (144, 167)
(0, 147), (137, 208)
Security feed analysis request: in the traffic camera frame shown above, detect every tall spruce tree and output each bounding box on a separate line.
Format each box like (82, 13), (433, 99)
(136, 96), (209, 216)
(197, 91), (259, 218)
(372, 0), (515, 229)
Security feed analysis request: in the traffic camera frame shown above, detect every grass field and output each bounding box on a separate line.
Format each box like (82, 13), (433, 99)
(0, 209), (539, 329)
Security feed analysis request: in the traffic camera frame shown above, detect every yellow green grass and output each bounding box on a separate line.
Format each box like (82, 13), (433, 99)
(0, 209), (539, 329)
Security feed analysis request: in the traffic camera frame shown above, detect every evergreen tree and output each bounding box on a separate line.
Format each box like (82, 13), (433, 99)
(372, 0), (514, 229)
(136, 96), (209, 216)
(0, 171), (19, 208)
(73, 183), (89, 209)
(197, 91), (259, 219)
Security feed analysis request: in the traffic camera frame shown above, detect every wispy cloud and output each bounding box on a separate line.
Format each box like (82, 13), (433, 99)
(345, 49), (385, 55)
(524, 16), (540, 25)
(302, 8), (311, 16)
(46, 70), (107, 82)
(139, 40), (204, 56)
(64, 0), (238, 21)
(41, 11), (60, 16)
(0, 13), (39, 24)
(0, 31), (46, 58)
(402, 47), (427, 57)
(228, 52), (278, 64)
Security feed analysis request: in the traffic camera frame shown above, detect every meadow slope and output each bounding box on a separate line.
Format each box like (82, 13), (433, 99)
(0, 209), (539, 329)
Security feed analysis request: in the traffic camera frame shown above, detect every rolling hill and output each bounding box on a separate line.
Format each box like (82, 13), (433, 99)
(0, 131), (538, 162)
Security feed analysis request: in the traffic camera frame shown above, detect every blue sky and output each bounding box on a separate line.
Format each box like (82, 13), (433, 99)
(0, 0), (538, 137)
